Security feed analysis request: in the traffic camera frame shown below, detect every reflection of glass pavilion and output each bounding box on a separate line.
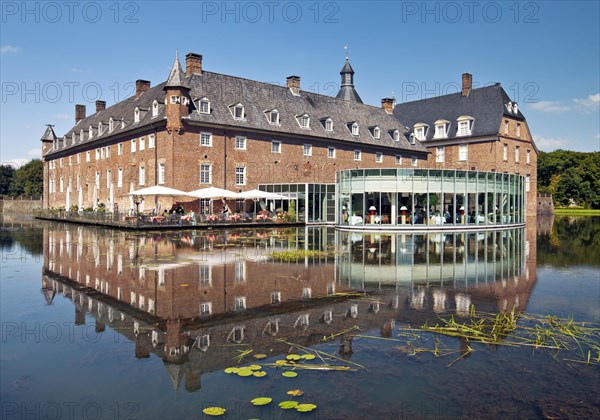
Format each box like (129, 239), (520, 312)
(337, 168), (526, 229)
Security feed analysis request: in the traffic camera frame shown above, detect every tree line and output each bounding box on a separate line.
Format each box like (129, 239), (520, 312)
(0, 160), (43, 197)
(537, 150), (600, 209)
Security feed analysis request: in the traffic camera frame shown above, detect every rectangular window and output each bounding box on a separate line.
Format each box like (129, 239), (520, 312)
(234, 261), (245, 282)
(148, 134), (155, 149)
(411, 157), (418, 167)
(271, 140), (281, 153)
(68, 156), (72, 166)
(106, 146), (110, 158)
(234, 105), (244, 120)
(459, 144), (468, 161)
(235, 297), (247, 311)
(436, 147), (445, 163)
(270, 111), (279, 124)
(328, 147), (335, 158)
(139, 137), (145, 151)
(515, 146), (520, 163)
(415, 127), (425, 141)
(200, 100), (210, 114)
(77, 175), (81, 191)
(200, 163), (212, 184)
(235, 166), (246, 186)
(458, 121), (471, 136)
(158, 163), (166, 184)
(303, 144), (312, 156)
(516, 123), (521, 137)
(139, 166), (145, 185)
(375, 152), (383, 163)
(199, 199), (210, 215)
(200, 302), (212, 316)
(271, 291), (281, 304)
(200, 132), (212, 147)
(100, 147), (105, 159)
(95, 172), (100, 190)
(106, 170), (111, 188)
(354, 150), (361, 161)
(325, 119), (333, 131)
(77, 153), (80, 164)
(118, 143), (123, 155)
(95, 149), (100, 160)
(131, 139), (136, 153)
(503, 144), (508, 160)
(235, 136), (246, 150)
(526, 174), (531, 192)
(526, 149), (531, 164)
(199, 265), (211, 287)
(504, 120), (509, 135)
(434, 124), (446, 138)
(395, 155), (402, 165)
(59, 177), (64, 192)
(117, 168), (123, 188)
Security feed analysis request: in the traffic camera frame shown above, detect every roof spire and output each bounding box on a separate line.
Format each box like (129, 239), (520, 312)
(344, 44), (348, 61)
(40, 124), (57, 142)
(335, 48), (362, 103)
(164, 50), (190, 90)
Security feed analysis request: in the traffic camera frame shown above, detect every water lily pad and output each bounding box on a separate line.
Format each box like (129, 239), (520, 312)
(282, 371), (298, 378)
(202, 407), (226, 416)
(300, 354), (316, 360)
(224, 367), (239, 374)
(286, 354), (301, 361)
(254, 354), (267, 359)
(253, 371), (267, 377)
(237, 369), (254, 377)
(248, 364), (262, 371)
(250, 397), (272, 406)
(287, 389), (304, 396)
(275, 360), (287, 365)
(278, 401), (298, 409)
(296, 403), (317, 413)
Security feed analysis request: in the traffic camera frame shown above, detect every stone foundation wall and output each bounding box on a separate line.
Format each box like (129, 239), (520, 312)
(0, 199), (43, 214)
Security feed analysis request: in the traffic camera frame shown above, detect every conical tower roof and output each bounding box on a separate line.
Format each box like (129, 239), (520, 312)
(40, 125), (57, 142)
(164, 50), (190, 90)
(336, 57), (362, 103)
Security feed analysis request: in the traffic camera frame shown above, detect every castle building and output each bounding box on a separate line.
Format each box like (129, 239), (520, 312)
(40, 51), (537, 227)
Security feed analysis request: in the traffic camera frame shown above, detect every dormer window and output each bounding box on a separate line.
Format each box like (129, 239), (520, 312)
(350, 122), (359, 136)
(414, 123), (428, 141)
(372, 126), (381, 139)
(80, 129), (84, 142)
(152, 100), (158, 117)
(267, 109), (279, 125)
(98, 122), (103, 135)
(199, 97), (210, 114)
(324, 118), (333, 132)
(457, 116), (474, 136)
(134, 108), (140, 123)
(513, 103), (519, 114)
(109, 117), (114, 132)
(88, 125), (93, 140)
(392, 130), (400, 141)
(434, 120), (450, 139)
(297, 114), (310, 129)
(121, 119), (125, 129)
(231, 103), (245, 120)
(506, 101), (512, 112)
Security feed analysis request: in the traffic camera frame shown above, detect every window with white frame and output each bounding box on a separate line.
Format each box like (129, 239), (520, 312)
(457, 116), (473, 136)
(200, 302), (212, 316)
(234, 297), (246, 311)
(200, 132), (212, 147)
(234, 261), (245, 282)
(434, 120), (449, 139)
(95, 172), (100, 189)
(325, 118), (333, 132)
(101, 147), (106, 159)
(526, 174), (531, 192)
(131, 139), (136, 153)
(134, 108), (140, 123)
(98, 122), (103, 135)
(139, 166), (145, 185)
(106, 146), (111, 158)
(89, 125), (93, 139)
(271, 140), (281, 153)
(504, 120), (509, 135)
(375, 152), (383, 163)
(148, 134), (155, 148)
(158, 163), (166, 184)
(515, 145), (520, 162)
(117, 168), (123, 188)
(109, 118), (114, 132)
(351, 122), (359, 135)
(373, 126), (381, 139)
(59, 158), (63, 168)
(414, 124), (428, 141)
(118, 143), (123, 155)
(200, 163), (212, 184)
(235, 136), (246, 150)
(199, 265), (211, 287)
(80, 130), (84, 142)
(268, 109), (279, 124)
(526, 149), (531, 164)
(299, 114), (310, 129)
(152, 100), (158, 117)
(235, 166), (246, 185)
(86, 151), (91, 162)
(59, 177), (64, 192)
(106, 170), (111, 188)
(392, 130), (400, 141)
(303, 144), (312, 156)
(139, 137), (145, 151)
(199, 98), (210, 114)
(411, 157), (418, 167)
(459, 144), (468, 161)
(354, 150), (361, 161)
(503, 143), (508, 160)
(232, 104), (244, 120)
(516, 123), (521, 137)
(395, 155), (402, 165)
(95, 149), (100, 160)
(199, 199), (211, 215)
(436, 147), (445, 163)
(328, 147), (335, 158)
(77, 175), (81, 191)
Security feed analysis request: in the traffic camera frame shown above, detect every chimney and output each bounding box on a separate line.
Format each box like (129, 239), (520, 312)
(75, 104), (86, 125)
(136, 79), (151, 98)
(462, 73), (472, 97)
(95, 100), (106, 113)
(381, 98), (395, 114)
(186, 53), (202, 76)
(286, 75), (301, 95)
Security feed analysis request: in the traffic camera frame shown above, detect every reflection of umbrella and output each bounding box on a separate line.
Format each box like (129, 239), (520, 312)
(78, 187), (83, 209)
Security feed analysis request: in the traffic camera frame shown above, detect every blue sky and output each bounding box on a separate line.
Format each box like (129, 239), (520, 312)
(1, 0), (598, 167)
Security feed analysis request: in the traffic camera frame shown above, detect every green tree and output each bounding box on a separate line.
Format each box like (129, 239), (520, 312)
(0, 164), (15, 195)
(9, 159), (43, 197)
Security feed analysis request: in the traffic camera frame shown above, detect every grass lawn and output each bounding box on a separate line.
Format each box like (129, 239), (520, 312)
(553, 208), (600, 216)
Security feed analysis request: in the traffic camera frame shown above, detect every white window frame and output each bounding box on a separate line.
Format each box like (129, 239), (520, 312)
(516, 123), (521, 138)
(457, 116), (473, 137)
(392, 130), (400, 141)
(503, 144), (508, 161)
(235, 166), (246, 186)
(395, 155), (402, 165)
(235, 297), (247, 311)
(106, 169), (111, 188)
(200, 302), (212, 316)
(139, 166), (145, 186)
(271, 140), (281, 153)
(375, 152), (383, 163)
(148, 134), (155, 149)
(200, 163), (212, 185)
(109, 118), (114, 132)
(504, 120), (509, 135)
(158, 163), (166, 184)
(298, 114), (310, 129)
(459, 144), (468, 161)
(526, 149), (531, 164)
(95, 149), (100, 160)
(526, 174), (531, 192)
(77, 153), (80, 164)
(152, 100), (158, 117)
(325, 118), (333, 132)
(86, 151), (91, 162)
(89, 125), (93, 139)
(436, 147), (445, 163)
(268, 109), (279, 125)
(199, 98), (211, 114)
(515, 145), (520, 163)
(134, 108), (140, 123)
(200, 132), (212, 147)
(411, 157), (418, 167)
(232, 104), (244, 120)
(106, 146), (111, 158)
(235, 136), (246, 150)
(351, 122), (359, 136)
(373, 126), (381, 139)
(303, 144), (312, 156)
(354, 149), (361, 161)
(117, 168), (123, 188)
(327, 147), (336, 159)
(434, 122), (448, 139)
(131, 139), (136, 153)
(414, 124), (428, 141)
(98, 122), (103, 136)
(139, 137), (145, 151)
(118, 143), (123, 155)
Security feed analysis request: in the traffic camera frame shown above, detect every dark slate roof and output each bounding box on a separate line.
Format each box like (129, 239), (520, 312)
(164, 54), (189, 90)
(393, 84), (526, 142)
(340, 59), (355, 75)
(47, 66), (427, 157)
(336, 85), (363, 103)
(185, 71), (421, 152)
(40, 125), (57, 142)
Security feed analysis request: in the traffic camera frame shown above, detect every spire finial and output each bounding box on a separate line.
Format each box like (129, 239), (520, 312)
(176, 48), (179, 61)
(344, 45), (348, 61)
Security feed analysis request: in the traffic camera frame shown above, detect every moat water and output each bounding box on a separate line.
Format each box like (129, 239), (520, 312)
(1, 215), (598, 419)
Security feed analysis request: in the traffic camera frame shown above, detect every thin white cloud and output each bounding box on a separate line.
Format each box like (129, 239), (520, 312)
(528, 100), (570, 112)
(573, 93), (600, 111)
(27, 148), (42, 157)
(534, 135), (569, 150)
(54, 113), (71, 120)
(1, 159), (29, 168)
(0, 45), (20, 54)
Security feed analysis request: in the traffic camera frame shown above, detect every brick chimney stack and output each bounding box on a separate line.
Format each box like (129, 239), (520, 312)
(95, 100), (106, 113)
(75, 104), (86, 125)
(286, 76), (301, 95)
(185, 53), (202, 76)
(462, 73), (473, 97)
(136, 79), (151, 98)
(381, 98), (395, 114)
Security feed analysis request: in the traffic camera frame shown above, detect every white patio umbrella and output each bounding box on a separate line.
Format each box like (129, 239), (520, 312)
(187, 187), (239, 215)
(65, 186), (71, 210)
(129, 185), (188, 214)
(237, 189), (287, 219)
(78, 187), (83, 210)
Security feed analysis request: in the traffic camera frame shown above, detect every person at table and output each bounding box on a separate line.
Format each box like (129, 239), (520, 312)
(222, 203), (230, 220)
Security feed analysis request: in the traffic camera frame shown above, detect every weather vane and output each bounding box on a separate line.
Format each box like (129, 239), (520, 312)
(344, 45), (348, 60)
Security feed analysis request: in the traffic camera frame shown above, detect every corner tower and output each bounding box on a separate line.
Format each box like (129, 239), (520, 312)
(335, 54), (363, 103)
(164, 51), (191, 133)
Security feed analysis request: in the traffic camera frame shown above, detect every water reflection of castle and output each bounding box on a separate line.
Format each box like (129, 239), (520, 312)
(41, 222), (537, 392)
